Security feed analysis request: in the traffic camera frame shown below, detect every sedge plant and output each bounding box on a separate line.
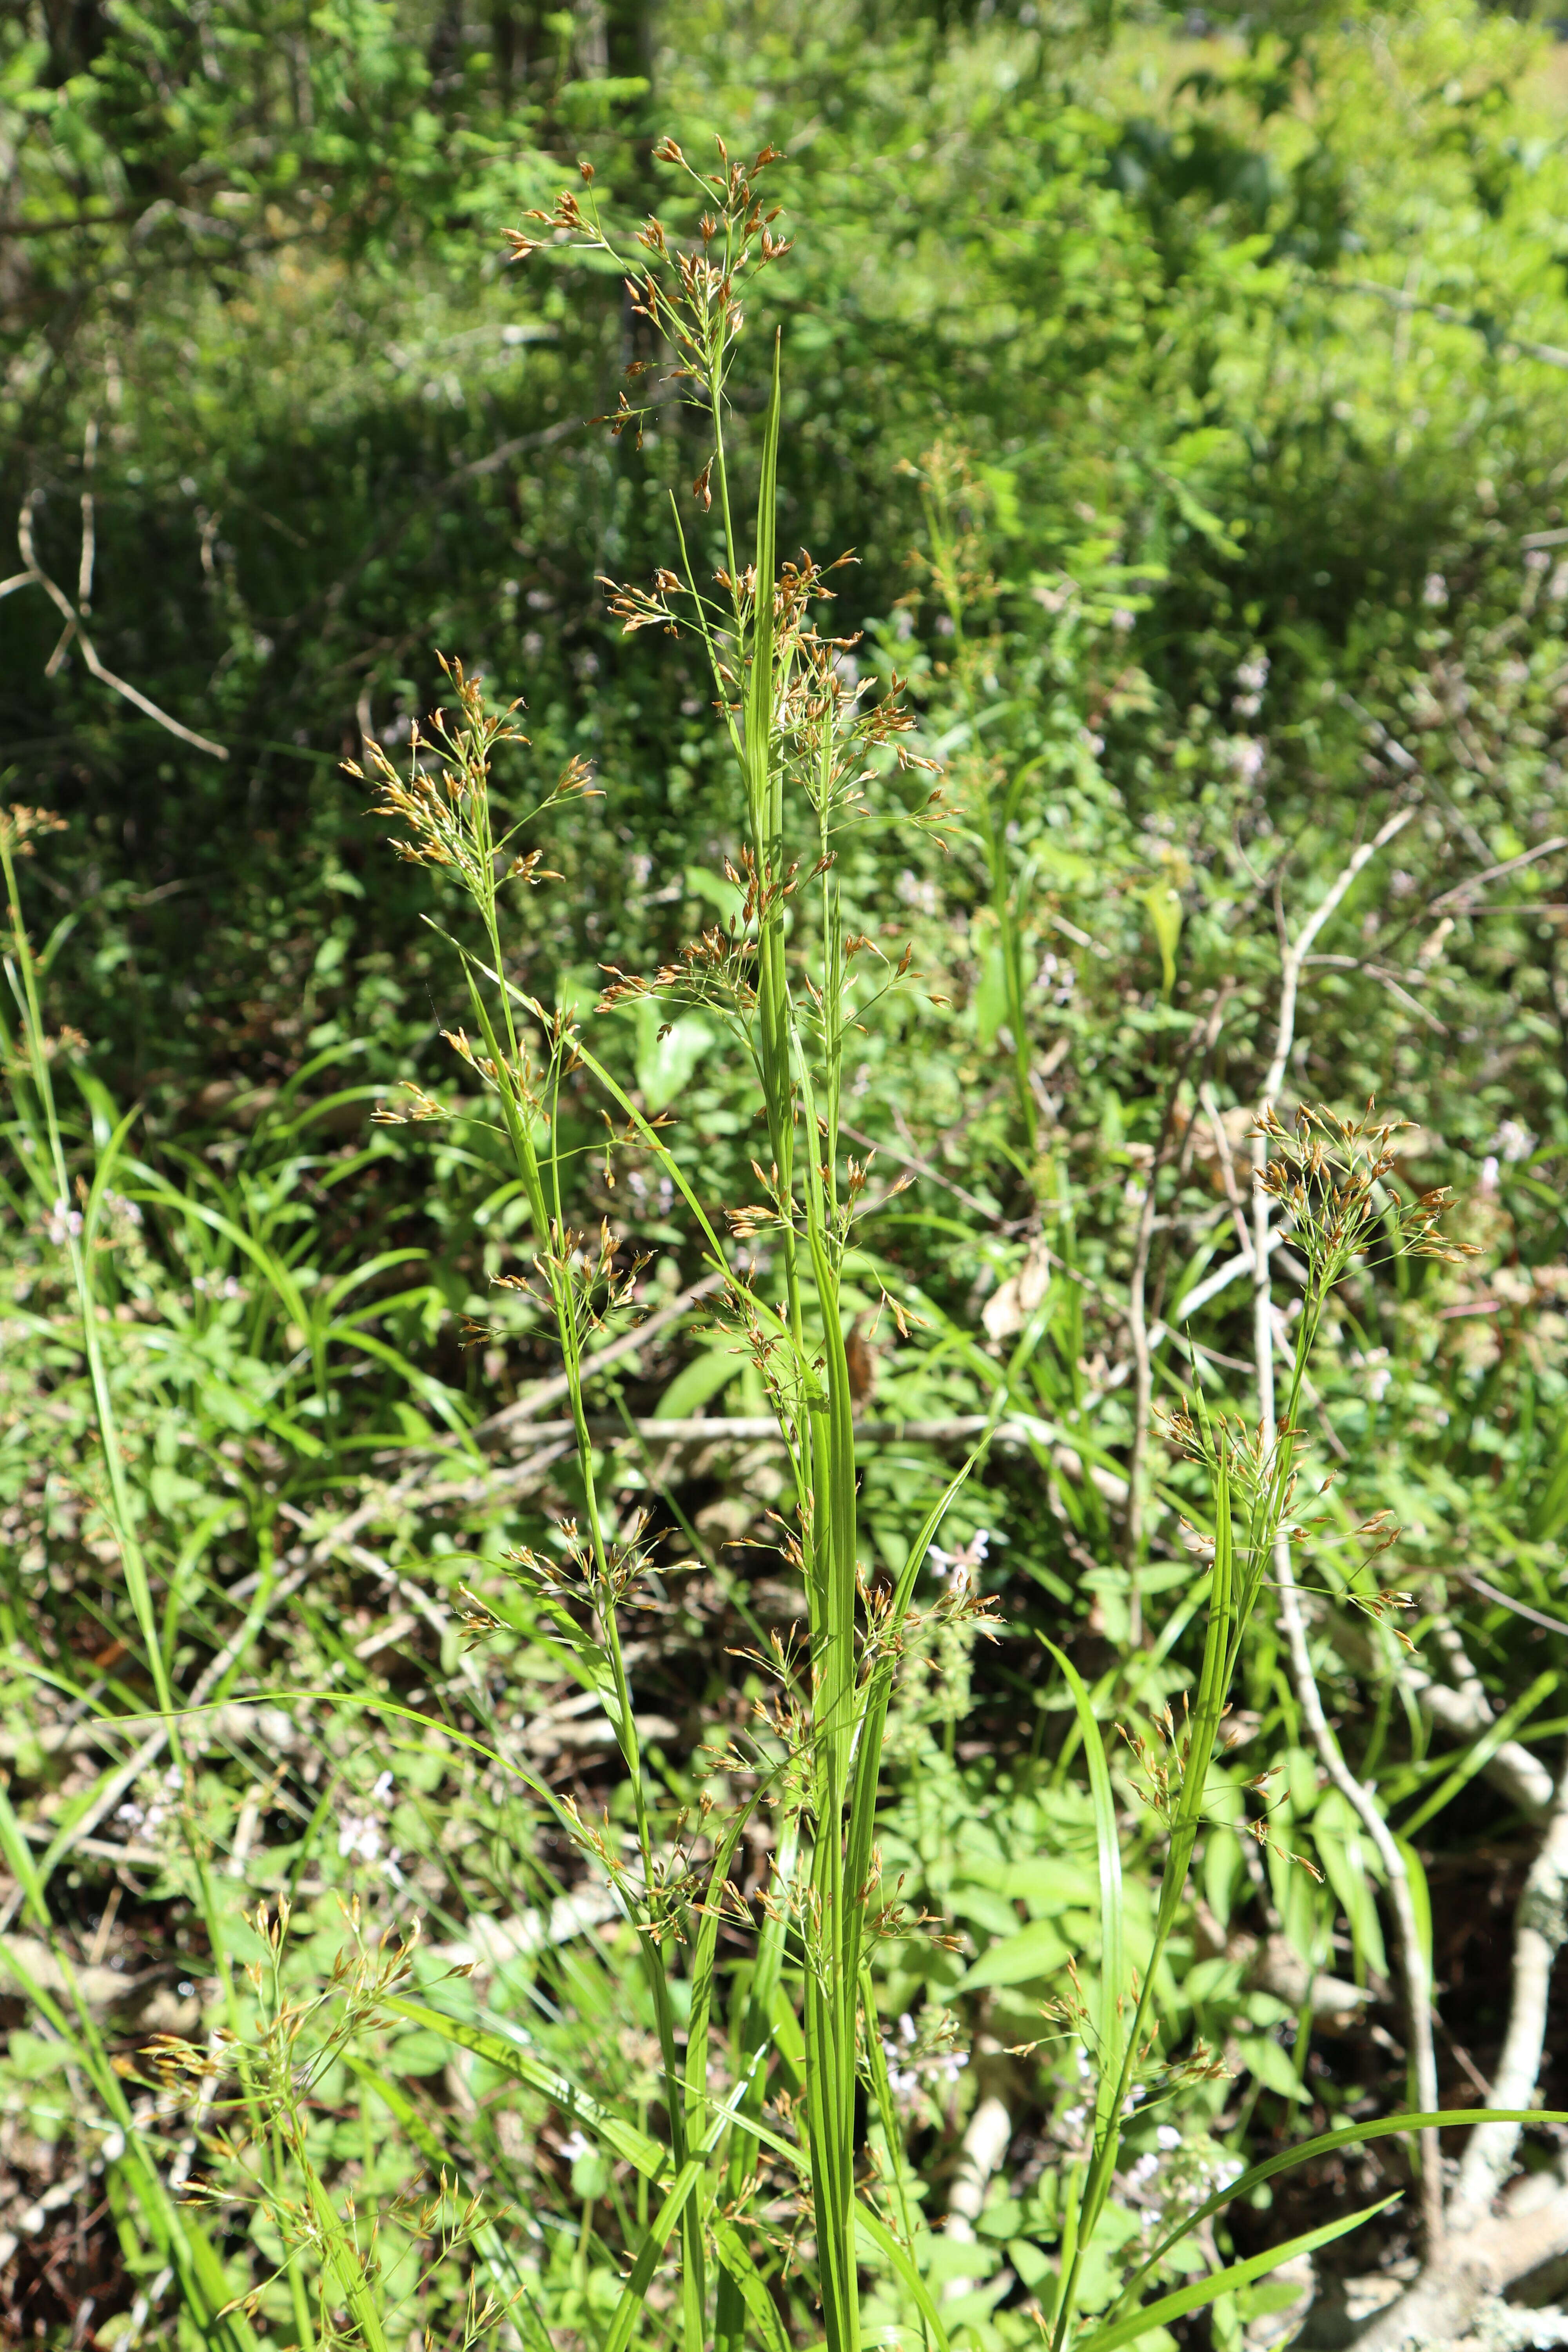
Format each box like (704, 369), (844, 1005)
(355, 140), (993, 2352)
(352, 150), (1559, 2352)
(1038, 1103), (1488, 2351)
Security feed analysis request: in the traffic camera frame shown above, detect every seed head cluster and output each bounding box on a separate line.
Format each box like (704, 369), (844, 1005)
(1256, 1098), (1474, 1296)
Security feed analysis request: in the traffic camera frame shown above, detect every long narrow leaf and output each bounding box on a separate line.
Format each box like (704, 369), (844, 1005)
(714, 2219), (793, 2352)
(846, 1438), (994, 1924)
(1077, 2196), (1401, 2352)
(382, 1998), (667, 2179)
(746, 330), (782, 812)
(1398, 1667), (1557, 1836)
(855, 2199), (952, 2352)
(1117, 2109), (1566, 2308)
(602, 2158), (705, 2352)
(685, 1797), (757, 2143)
(350, 2062), (557, 2352)
(1040, 1639), (1125, 2119)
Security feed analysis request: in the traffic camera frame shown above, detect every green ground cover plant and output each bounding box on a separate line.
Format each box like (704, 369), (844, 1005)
(10, 3), (1568, 2348)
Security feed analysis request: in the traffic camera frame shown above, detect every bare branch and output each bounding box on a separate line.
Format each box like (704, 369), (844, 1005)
(1429, 835), (1568, 910)
(77, 415), (97, 615)
(1249, 803), (1443, 2257)
(1457, 1571), (1568, 1640)
(14, 494), (227, 760)
(1450, 1748), (1568, 2232)
(1350, 276), (1568, 373)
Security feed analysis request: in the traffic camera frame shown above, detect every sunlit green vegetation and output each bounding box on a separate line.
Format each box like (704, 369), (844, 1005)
(7, 2), (1568, 2345)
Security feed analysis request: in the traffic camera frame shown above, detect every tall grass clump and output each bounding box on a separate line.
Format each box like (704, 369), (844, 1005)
(0, 804), (265, 2352)
(353, 140), (983, 2352)
(265, 145), (1552, 2352)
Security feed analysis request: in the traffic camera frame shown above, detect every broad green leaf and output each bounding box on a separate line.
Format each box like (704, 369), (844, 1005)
(657, 1343), (742, 1419)
(1234, 2033), (1308, 2102)
(634, 1002), (716, 1113)
(958, 1856), (1099, 1913)
(686, 865), (746, 926)
(955, 1916), (1071, 1991)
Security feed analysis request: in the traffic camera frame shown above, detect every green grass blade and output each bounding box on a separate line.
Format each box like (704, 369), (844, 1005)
(601, 2156), (705, 2352)
(685, 1798), (756, 2144)
(1044, 1637), (1142, 2352)
(0, 1806), (257, 2352)
(717, 1826), (799, 2352)
(860, 1958), (927, 2332)
(854, 2198), (951, 2352)
(300, 2155), (393, 2352)
(1076, 2196), (1402, 2352)
(747, 330), (782, 815)
(714, 2218), (792, 2352)
(1398, 1666), (1557, 1837)
(1116, 2111), (1566, 2310)
(1040, 1639), (1125, 2120)
(846, 1439), (993, 1922)
(382, 1997), (668, 2179)
(127, 1180), (316, 1343)
(356, 2058), (556, 2352)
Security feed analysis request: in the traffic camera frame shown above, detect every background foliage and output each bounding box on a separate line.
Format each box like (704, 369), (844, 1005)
(7, 0), (1568, 2343)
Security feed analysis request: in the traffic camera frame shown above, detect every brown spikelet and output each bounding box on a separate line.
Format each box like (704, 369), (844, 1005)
(845, 1316), (878, 1410)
